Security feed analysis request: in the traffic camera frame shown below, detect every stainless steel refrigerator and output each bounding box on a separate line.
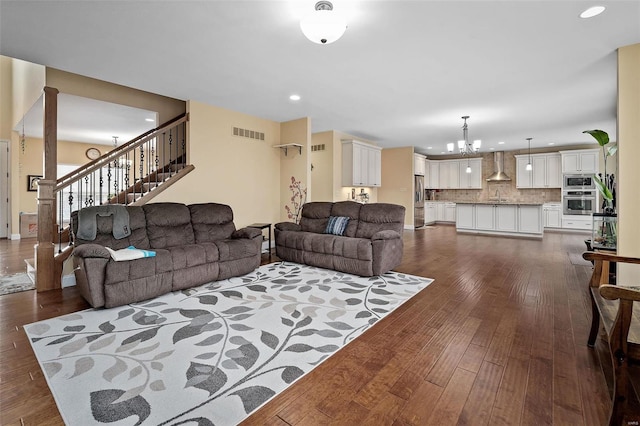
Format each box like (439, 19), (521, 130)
(414, 175), (425, 228)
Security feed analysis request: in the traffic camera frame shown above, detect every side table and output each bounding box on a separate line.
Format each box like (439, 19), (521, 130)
(247, 223), (271, 257)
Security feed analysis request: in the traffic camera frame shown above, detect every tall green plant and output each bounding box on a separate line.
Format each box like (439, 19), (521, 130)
(583, 129), (617, 211)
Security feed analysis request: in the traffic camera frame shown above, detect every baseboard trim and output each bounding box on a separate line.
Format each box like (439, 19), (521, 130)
(62, 274), (76, 288)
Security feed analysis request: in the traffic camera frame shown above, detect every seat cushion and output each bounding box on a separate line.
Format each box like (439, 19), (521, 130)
(166, 243), (219, 270)
(104, 249), (172, 285)
(302, 233), (372, 261)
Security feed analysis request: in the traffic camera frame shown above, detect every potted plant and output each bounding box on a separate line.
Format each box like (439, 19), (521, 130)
(583, 129), (617, 249)
(583, 129), (617, 212)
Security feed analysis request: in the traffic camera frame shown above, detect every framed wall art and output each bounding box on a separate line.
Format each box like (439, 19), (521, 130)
(27, 175), (43, 192)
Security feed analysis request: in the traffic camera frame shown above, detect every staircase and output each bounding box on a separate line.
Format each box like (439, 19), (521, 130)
(30, 113), (192, 289)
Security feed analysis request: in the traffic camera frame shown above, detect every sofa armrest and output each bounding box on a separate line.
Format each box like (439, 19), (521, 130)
(232, 227), (262, 239)
(275, 222), (301, 232)
(372, 230), (401, 240)
(73, 243), (111, 259)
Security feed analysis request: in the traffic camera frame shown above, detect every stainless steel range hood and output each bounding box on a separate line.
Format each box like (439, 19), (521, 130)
(486, 151), (512, 181)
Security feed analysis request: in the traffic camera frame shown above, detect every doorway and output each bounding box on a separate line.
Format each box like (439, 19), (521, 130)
(0, 140), (8, 238)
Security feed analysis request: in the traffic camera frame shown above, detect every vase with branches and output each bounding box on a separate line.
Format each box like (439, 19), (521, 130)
(285, 176), (307, 224)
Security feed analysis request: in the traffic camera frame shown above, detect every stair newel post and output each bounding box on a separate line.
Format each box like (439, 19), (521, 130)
(35, 86), (59, 292)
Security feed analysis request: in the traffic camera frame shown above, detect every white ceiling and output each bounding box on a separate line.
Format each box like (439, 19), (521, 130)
(1, 1), (639, 155)
(15, 94), (158, 146)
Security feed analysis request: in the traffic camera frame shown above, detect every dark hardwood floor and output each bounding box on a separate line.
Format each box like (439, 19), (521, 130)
(0, 227), (634, 425)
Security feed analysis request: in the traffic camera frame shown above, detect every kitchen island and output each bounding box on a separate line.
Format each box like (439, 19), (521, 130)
(456, 202), (543, 239)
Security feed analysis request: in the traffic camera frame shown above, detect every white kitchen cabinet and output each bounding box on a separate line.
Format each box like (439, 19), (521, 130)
(444, 203), (456, 222)
(425, 202), (437, 224)
(428, 160), (439, 189)
(560, 149), (599, 174)
(562, 216), (592, 230)
(518, 205), (543, 234)
(414, 153), (426, 176)
(458, 158), (482, 189)
(543, 203), (562, 228)
(475, 205), (495, 230)
(546, 154), (562, 187)
(496, 205), (518, 232)
(458, 204), (543, 238)
(436, 202), (445, 221)
(439, 161), (460, 189)
(342, 140), (382, 187)
(369, 147), (382, 187)
(456, 204), (474, 228)
(515, 153), (561, 189)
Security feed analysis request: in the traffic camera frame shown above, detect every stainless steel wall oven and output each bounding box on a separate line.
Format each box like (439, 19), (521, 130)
(563, 190), (596, 215)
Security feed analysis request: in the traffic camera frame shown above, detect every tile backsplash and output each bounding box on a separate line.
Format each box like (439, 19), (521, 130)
(433, 152), (562, 203)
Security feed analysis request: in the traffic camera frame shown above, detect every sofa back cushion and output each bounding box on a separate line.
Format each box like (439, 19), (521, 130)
(330, 201), (362, 237)
(143, 203), (195, 249)
(355, 203), (406, 238)
(300, 202), (333, 233)
(189, 203), (236, 243)
(72, 206), (150, 249)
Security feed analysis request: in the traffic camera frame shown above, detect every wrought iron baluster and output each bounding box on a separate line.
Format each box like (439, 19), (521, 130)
(125, 151), (130, 205)
(182, 122), (186, 169)
(113, 157), (119, 204)
(107, 163), (112, 202)
(58, 189), (63, 253)
(168, 130), (173, 178)
(99, 167), (103, 205)
(88, 171), (94, 206)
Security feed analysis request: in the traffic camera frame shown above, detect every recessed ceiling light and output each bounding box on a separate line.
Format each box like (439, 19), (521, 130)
(580, 6), (605, 18)
(440, 151), (445, 154)
(548, 142), (555, 145)
(289, 94), (301, 101)
(490, 147), (495, 151)
(427, 147), (432, 150)
(145, 118), (154, 122)
(498, 141), (505, 145)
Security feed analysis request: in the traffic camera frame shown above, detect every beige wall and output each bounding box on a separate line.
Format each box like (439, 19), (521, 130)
(378, 147), (414, 226)
(279, 117), (311, 222)
(45, 68), (185, 124)
(17, 137), (113, 214)
(0, 56), (13, 140)
(153, 100), (282, 229)
(310, 131), (334, 201)
(617, 43), (640, 283)
(10, 57), (45, 130)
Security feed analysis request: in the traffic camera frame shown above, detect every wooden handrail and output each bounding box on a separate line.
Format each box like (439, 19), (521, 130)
(55, 113), (188, 192)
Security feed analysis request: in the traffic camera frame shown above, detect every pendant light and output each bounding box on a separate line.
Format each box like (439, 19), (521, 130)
(300, 1), (347, 44)
(526, 138), (533, 171)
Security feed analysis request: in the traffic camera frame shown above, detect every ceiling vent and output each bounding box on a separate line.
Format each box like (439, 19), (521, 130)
(486, 151), (512, 181)
(232, 127), (265, 141)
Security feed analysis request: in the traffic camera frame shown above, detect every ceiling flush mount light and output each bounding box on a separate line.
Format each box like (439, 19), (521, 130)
(145, 118), (155, 122)
(447, 116), (481, 156)
(289, 94), (301, 101)
(526, 137), (533, 171)
(300, 1), (347, 44)
(580, 6), (605, 18)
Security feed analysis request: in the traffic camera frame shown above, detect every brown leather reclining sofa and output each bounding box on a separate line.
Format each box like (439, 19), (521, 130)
(275, 201), (405, 277)
(71, 202), (262, 308)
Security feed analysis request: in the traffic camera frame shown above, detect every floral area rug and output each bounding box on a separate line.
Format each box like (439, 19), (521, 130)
(25, 262), (433, 426)
(0, 272), (35, 295)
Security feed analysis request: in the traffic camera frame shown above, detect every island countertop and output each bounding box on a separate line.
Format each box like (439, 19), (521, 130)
(453, 201), (545, 206)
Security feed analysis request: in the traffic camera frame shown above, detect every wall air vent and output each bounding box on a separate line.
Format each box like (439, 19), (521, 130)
(311, 144), (326, 152)
(232, 127), (265, 141)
